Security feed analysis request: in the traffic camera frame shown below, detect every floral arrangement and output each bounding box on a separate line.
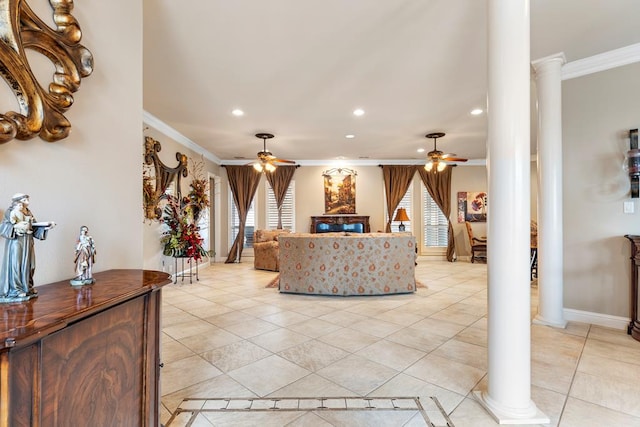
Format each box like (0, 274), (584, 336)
(160, 157), (209, 261)
(160, 195), (207, 260)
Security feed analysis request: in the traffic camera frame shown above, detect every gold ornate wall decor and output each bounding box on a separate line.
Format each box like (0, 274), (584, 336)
(144, 136), (188, 220)
(0, 0), (93, 143)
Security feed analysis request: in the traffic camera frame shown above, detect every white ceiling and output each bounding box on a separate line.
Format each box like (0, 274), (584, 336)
(143, 0), (640, 165)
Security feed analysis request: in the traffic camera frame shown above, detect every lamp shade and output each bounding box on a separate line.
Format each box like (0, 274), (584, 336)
(394, 207), (410, 222)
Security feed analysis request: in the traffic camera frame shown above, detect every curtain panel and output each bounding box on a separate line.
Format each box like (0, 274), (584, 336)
(417, 167), (455, 262)
(224, 166), (262, 263)
(381, 165), (418, 233)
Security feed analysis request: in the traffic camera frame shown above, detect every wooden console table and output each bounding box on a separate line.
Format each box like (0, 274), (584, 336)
(310, 215), (370, 233)
(0, 269), (171, 427)
(625, 235), (640, 341)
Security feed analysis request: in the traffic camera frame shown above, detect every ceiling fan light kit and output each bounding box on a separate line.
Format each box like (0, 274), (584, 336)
(424, 132), (467, 172)
(250, 133), (295, 172)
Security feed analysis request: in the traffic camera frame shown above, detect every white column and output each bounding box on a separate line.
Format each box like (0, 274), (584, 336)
(532, 54), (568, 328)
(473, 0), (549, 423)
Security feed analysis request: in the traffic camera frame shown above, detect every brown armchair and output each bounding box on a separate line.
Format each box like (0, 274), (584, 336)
(465, 222), (487, 263)
(253, 229), (290, 271)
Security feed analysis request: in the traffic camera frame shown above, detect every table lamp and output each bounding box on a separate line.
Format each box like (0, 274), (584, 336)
(393, 207), (410, 232)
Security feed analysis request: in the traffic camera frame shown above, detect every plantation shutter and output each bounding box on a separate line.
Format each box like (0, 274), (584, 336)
(422, 185), (448, 247)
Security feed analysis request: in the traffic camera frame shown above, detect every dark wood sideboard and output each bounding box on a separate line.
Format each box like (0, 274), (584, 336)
(0, 269), (172, 427)
(310, 215), (371, 233)
(625, 235), (640, 342)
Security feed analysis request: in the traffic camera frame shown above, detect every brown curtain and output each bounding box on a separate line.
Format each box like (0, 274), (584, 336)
(417, 166), (456, 262)
(381, 165), (418, 232)
(265, 165), (297, 229)
(225, 166), (262, 263)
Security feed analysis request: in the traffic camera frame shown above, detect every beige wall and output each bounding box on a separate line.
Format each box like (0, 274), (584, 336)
(0, 1), (143, 285)
(563, 62), (640, 317)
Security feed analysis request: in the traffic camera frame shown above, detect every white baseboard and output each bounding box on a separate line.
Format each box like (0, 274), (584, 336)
(563, 308), (629, 331)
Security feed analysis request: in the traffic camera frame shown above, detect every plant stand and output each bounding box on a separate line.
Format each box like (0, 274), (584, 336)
(174, 256), (199, 284)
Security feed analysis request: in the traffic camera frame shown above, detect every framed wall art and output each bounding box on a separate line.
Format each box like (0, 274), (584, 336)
(457, 191), (487, 222)
(322, 168), (357, 214)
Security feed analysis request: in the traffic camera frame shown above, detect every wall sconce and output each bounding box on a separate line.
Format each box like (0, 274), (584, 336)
(628, 129), (639, 198)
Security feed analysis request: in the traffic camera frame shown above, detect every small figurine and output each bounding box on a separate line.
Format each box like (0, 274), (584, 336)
(0, 193), (56, 302)
(70, 225), (96, 286)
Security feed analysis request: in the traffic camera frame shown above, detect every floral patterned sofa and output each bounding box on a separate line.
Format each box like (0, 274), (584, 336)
(278, 233), (416, 296)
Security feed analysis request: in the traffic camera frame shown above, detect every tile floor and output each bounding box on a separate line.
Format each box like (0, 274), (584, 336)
(160, 258), (640, 426)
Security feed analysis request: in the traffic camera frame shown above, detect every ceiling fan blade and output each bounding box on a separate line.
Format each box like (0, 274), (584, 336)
(272, 158), (296, 164)
(444, 157), (468, 162)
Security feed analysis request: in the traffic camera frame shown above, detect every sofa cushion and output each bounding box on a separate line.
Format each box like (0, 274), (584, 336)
(255, 229), (290, 243)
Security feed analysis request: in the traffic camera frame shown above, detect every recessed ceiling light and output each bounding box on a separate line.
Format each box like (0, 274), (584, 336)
(345, 134), (355, 139)
(470, 108), (483, 115)
(353, 108), (365, 117)
(232, 109), (244, 117)
(417, 148), (425, 153)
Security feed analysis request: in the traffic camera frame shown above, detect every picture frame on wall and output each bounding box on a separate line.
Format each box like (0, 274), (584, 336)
(457, 191), (487, 222)
(323, 169), (356, 214)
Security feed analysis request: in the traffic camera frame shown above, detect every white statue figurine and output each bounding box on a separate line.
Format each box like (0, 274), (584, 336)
(71, 225), (96, 286)
(0, 193), (56, 302)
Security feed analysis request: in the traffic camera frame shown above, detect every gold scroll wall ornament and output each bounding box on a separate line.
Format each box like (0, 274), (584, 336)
(0, 0), (93, 143)
(144, 136), (189, 220)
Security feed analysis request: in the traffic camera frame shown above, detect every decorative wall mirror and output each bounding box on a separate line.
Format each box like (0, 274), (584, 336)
(0, 0), (93, 143)
(143, 136), (188, 220)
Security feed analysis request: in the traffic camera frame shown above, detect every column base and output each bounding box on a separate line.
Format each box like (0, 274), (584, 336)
(473, 391), (550, 425)
(533, 314), (567, 328)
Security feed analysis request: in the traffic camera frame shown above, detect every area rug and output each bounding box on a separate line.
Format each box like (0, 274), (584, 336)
(165, 396), (453, 426)
(266, 275), (427, 289)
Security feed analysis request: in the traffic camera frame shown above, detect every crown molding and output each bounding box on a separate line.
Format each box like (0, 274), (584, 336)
(143, 111), (221, 164)
(562, 43), (640, 80)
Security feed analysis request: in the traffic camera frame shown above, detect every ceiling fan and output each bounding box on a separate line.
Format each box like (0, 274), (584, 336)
(424, 132), (467, 172)
(249, 133), (295, 172)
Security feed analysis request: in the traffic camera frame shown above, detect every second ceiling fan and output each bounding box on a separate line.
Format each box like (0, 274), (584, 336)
(250, 133), (295, 172)
(424, 132), (467, 172)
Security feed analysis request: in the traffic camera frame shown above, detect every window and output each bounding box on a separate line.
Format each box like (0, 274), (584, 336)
(387, 186), (412, 233)
(229, 194), (255, 249)
(422, 184), (448, 247)
(266, 180), (295, 231)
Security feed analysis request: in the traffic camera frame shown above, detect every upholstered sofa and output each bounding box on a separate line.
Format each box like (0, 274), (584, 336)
(278, 233), (416, 296)
(253, 229), (290, 271)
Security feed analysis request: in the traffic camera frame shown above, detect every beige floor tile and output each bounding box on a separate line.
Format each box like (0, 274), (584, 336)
(569, 371), (640, 417)
(582, 336), (640, 366)
(249, 328), (312, 353)
(162, 374), (256, 413)
(577, 353), (640, 383)
(561, 397), (640, 427)
(204, 310), (256, 327)
(317, 309), (369, 327)
(588, 325), (639, 348)
(411, 317), (467, 338)
(531, 358), (576, 395)
(162, 337), (196, 363)
(278, 340), (348, 371)
(201, 340), (272, 372)
(385, 326), (449, 353)
(356, 340), (426, 371)
(317, 327), (380, 353)
(315, 354), (398, 395)
(347, 318), (405, 338)
(240, 303), (284, 317)
(178, 327), (243, 353)
(227, 355), (311, 396)
(404, 354), (485, 396)
(286, 412), (333, 426)
(223, 318), (280, 339)
(455, 325), (488, 347)
(161, 355), (223, 395)
(202, 411), (304, 426)
(163, 319), (222, 340)
(432, 339), (487, 370)
(259, 310), (312, 327)
(286, 317), (344, 338)
(373, 309), (425, 326)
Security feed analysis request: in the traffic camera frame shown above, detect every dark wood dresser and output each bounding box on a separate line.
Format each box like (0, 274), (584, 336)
(310, 215), (370, 233)
(0, 269), (171, 427)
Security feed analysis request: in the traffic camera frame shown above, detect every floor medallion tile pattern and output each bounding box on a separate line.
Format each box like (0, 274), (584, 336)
(164, 396), (453, 427)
